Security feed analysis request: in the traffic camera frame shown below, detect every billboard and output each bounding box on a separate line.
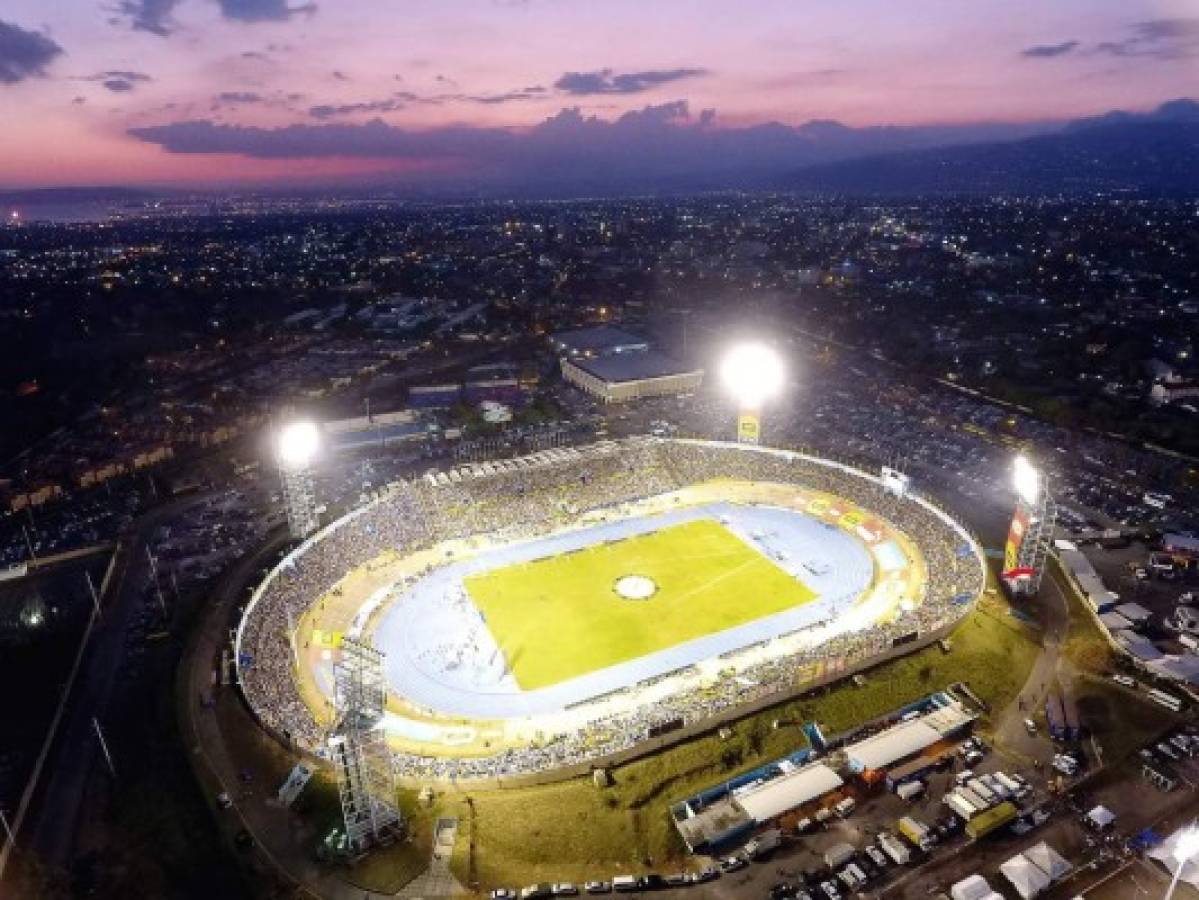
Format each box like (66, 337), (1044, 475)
(1004, 506), (1030, 573)
(737, 412), (761, 445)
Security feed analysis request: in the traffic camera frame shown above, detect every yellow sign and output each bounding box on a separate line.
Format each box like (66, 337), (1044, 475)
(737, 412), (760, 444)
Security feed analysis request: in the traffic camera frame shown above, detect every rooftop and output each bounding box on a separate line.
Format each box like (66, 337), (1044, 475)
(551, 325), (649, 356)
(569, 350), (702, 384)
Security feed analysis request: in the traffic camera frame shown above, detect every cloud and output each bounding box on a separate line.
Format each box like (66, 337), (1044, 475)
(465, 86), (546, 104)
(113, 0), (181, 36)
(0, 19), (63, 85)
(309, 97), (405, 118)
(218, 90), (264, 103)
(1095, 18), (1199, 60)
(1020, 40), (1079, 58)
(127, 100), (1069, 192)
(216, 0), (317, 23)
(80, 69), (154, 92)
(115, 0), (314, 34)
(553, 67), (708, 95)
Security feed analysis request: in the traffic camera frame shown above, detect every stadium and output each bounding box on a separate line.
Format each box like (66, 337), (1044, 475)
(234, 438), (986, 782)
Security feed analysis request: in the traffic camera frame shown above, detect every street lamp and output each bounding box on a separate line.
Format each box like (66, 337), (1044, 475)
(720, 342), (785, 445)
(1165, 823), (1199, 900)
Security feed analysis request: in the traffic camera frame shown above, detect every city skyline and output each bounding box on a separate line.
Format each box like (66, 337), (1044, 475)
(1, 0), (1197, 189)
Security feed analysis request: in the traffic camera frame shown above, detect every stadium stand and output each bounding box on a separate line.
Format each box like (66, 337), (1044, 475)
(235, 438), (985, 778)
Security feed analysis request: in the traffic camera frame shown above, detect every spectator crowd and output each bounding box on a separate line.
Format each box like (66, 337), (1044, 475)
(235, 437), (985, 776)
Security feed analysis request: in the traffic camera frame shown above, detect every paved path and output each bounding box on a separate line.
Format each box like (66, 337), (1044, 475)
(992, 568), (1071, 767)
(398, 820), (465, 900)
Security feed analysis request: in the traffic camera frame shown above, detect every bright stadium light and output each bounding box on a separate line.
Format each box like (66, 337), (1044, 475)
(721, 342), (785, 409)
(276, 420), (321, 539)
(278, 420), (320, 470)
(1013, 454), (1040, 505)
(721, 342), (785, 445)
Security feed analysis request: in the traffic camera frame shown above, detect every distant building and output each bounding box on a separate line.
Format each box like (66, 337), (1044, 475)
(1150, 380), (1199, 405)
(408, 384), (461, 409)
(561, 352), (703, 403)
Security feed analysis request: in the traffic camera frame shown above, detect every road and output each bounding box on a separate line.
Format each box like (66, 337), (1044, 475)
(13, 492), (217, 874)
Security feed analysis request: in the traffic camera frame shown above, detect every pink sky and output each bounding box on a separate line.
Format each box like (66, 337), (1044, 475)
(0, 0), (1195, 188)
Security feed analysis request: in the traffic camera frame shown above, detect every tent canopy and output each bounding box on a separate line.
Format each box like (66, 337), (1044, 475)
(1149, 828), (1199, 889)
(1087, 805), (1116, 829)
(1001, 853), (1051, 900)
(950, 874), (993, 900)
(1025, 841), (1072, 880)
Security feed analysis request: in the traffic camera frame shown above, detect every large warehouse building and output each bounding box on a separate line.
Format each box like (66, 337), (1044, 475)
(552, 325), (703, 403)
(561, 352), (704, 403)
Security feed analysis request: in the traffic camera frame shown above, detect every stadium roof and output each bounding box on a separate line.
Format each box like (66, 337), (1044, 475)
(845, 718), (943, 772)
(736, 762), (843, 822)
(569, 350), (702, 385)
(551, 325), (649, 356)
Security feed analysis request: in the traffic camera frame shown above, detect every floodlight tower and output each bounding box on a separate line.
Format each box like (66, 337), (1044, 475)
(721, 342), (785, 445)
(1003, 453), (1057, 595)
(277, 421), (321, 540)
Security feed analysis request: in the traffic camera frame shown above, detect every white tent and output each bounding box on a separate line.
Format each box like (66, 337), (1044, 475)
(1001, 853), (1052, 900)
(1086, 805), (1116, 829)
(1025, 841), (1072, 881)
(1149, 828), (1199, 889)
(950, 874), (993, 900)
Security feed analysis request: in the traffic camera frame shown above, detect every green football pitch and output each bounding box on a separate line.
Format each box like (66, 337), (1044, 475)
(463, 518), (817, 690)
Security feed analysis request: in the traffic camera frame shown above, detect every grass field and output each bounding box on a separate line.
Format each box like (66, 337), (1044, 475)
(464, 518), (816, 690)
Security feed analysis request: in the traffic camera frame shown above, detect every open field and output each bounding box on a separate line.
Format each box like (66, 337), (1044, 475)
(447, 590), (1039, 889)
(465, 518), (816, 689)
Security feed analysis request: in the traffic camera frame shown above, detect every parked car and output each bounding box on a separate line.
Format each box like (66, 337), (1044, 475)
(552, 884), (579, 896)
(490, 891), (516, 900)
(583, 882), (610, 894)
(521, 885), (552, 900)
(690, 867), (718, 884)
(664, 874), (689, 888)
(720, 856), (747, 873)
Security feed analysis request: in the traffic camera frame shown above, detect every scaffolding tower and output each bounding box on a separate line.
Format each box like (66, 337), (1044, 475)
(1015, 486), (1057, 595)
(328, 639), (402, 852)
(280, 462), (319, 540)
